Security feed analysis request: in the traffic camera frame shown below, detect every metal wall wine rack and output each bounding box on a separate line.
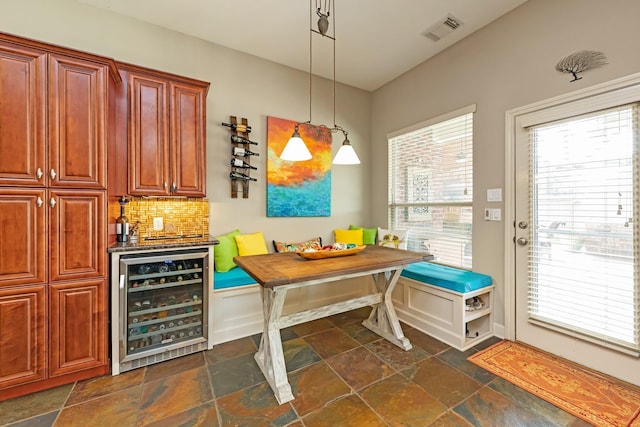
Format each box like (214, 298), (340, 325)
(225, 116), (257, 198)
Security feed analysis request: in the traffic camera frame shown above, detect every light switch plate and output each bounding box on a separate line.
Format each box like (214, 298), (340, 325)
(487, 188), (502, 202)
(484, 208), (502, 221)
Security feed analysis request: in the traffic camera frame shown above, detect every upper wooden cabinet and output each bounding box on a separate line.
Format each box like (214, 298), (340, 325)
(117, 64), (209, 197)
(48, 54), (108, 189)
(0, 37), (115, 189)
(0, 43), (46, 187)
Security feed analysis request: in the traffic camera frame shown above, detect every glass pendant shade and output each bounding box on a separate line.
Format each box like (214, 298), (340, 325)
(332, 137), (360, 165)
(280, 127), (312, 161)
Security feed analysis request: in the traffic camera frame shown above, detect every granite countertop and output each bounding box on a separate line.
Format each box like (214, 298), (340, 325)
(108, 235), (219, 253)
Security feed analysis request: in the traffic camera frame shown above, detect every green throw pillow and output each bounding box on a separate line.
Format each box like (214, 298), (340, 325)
(214, 229), (240, 272)
(349, 225), (377, 245)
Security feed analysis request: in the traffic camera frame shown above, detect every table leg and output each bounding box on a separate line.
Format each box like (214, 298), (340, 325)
(362, 268), (412, 350)
(254, 286), (294, 405)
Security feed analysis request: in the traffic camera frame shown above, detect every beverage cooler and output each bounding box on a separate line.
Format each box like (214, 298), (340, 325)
(110, 246), (214, 374)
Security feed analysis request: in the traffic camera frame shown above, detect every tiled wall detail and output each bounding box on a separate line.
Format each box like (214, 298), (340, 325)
(117, 198), (209, 239)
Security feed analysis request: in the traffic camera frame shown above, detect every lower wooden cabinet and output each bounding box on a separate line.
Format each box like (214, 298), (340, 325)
(0, 189), (108, 399)
(49, 279), (107, 377)
(0, 285), (47, 390)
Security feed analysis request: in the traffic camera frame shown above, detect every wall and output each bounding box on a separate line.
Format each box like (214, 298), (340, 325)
(370, 0), (640, 329)
(0, 0), (371, 246)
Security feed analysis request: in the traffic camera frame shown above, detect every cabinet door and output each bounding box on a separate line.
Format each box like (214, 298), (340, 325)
(0, 285), (46, 389)
(0, 43), (46, 187)
(128, 73), (170, 196)
(170, 82), (207, 197)
(48, 54), (107, 189)
(49, 190), (105, 282)
(0, 189), (46, 287)
(49, 279), (106, 377)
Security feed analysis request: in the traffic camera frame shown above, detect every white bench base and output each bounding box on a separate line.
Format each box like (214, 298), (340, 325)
(392, 277), (494, 351)
(211, 277), (373, 345)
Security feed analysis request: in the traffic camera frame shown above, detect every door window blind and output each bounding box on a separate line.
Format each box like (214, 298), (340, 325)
(528, 104), (640, 354)
(388, 107), (474, 268)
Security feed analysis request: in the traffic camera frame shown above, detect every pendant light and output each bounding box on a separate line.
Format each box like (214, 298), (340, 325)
(280, 0), (360, 165)
(280, 124), (311, 161)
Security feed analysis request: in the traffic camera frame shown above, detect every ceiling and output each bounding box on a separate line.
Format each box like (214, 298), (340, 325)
(77, 0), (528, 91)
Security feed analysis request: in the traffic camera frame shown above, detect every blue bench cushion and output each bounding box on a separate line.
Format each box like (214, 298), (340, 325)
(401, 262), (492, 293)
(214, 267), (256, 290)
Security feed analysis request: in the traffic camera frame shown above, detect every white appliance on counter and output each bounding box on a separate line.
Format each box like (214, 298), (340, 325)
(110, 245), (214, 375)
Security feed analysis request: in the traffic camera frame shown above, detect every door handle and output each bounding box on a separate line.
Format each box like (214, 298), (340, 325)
(517, 237), (528, 246)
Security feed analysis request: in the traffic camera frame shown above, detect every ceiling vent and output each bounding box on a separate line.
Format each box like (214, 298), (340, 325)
(423, 14), (463, 42)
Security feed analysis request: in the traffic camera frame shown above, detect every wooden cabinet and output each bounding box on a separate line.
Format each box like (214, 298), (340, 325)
(0, 285), (47, 390)
(0, 189), (47, 287)
(49, 279), (106, 377)
(49, 190), (105, 282)
(0, 32), (116, 400)
(0, 43), (108, 189)
(127, 72), (169, 196)
(0, 43), (46, 187)
(170, 82), (207, 196)
(48, 54), (108, 189)
(0, 187), (108, 396)
(118, 64), (209, 197)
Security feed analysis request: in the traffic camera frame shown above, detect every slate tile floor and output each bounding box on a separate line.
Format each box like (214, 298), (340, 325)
(0, 307), (593, 427)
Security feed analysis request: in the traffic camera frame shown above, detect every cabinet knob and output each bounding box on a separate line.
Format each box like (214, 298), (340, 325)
(36, 168), (44, 179)
(171, 182), (177, 192)
(36, 197), (43, 208)
(49, 197), (56, 208)
(164, 182), (168, 189)
(50, 168), (57, 180)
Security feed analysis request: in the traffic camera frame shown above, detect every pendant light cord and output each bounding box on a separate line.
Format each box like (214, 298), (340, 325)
(309, 0), (313, 125)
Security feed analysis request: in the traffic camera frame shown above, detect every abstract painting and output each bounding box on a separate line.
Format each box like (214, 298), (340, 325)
(267, 116), (331, 217)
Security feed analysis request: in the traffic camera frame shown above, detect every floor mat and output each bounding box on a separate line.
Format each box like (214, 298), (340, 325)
(468, 340), (640, 427)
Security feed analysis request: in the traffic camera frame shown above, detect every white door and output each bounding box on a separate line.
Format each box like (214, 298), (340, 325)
(514, 97), (640, 386)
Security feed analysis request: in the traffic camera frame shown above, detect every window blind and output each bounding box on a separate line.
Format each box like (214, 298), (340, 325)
(527, 104), (640, 354)
(388, 108), (474, 268)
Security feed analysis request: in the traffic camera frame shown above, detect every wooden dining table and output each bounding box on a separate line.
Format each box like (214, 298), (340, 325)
(233, 244), (431, 404)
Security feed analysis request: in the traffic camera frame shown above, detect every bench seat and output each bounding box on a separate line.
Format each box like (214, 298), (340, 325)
(214, 267), (256, 290)
(400, 262), (492, 293)
(394, 261), (494, 351)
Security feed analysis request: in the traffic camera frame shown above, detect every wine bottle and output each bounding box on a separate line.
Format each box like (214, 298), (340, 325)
(229, 171), (257, 182)
(222, 122), (251, 132)
(115, 196), (129, 243)
(232, 146), (259, 157)
(230, 158), (257, 170)
(230, 135), (258, 145)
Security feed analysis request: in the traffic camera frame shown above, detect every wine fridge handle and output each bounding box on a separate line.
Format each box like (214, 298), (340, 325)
(119, 274), (125, 289)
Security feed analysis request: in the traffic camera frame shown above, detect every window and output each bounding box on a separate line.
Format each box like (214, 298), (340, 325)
(387, 105), (475, 268)
(527, 104), (640, 353)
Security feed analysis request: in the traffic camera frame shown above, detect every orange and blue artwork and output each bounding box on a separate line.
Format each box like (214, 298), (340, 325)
(267, 116), (331, 217)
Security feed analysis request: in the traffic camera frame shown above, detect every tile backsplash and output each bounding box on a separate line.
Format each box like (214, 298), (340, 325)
(111, 197), (209, 239)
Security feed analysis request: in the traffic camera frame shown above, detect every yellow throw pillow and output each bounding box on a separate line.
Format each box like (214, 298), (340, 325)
(235, 232), (269, 256)
(334, 229), (363, 245)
